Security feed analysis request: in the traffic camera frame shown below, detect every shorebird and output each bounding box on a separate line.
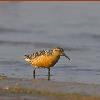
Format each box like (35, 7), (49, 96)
(24, 47), (70, 80)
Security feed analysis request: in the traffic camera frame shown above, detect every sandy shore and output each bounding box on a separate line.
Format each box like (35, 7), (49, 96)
(0, 76), (100, 100)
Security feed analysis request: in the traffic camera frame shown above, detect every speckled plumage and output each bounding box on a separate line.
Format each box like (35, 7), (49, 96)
(24, 47), (70, 80)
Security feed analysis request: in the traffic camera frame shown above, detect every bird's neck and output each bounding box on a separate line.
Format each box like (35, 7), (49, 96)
(52, 53), (60, 59)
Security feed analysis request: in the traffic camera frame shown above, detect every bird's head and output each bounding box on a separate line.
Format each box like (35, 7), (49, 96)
(24, 55), (31, 63)
(52, 47), (70, 60)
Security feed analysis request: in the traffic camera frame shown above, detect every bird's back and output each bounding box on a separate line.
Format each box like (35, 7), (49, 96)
(24, 47), (70, 68)
(25, 49), (60, 68)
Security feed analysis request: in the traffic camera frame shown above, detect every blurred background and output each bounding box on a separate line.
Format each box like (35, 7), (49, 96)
(0, 2), (100, 84)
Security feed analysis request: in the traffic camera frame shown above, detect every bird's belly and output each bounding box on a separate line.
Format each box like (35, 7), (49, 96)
(31, 55), (60, 68)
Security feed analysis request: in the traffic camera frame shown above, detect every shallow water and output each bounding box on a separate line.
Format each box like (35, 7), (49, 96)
(0, 3), (100, 84)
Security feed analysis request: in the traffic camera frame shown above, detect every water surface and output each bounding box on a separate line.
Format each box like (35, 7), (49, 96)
(0, 3), (100, 84)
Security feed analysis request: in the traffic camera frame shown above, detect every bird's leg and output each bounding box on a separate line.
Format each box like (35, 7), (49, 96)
(48, 68), (50, 80)
(33, 68), (36, 79)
